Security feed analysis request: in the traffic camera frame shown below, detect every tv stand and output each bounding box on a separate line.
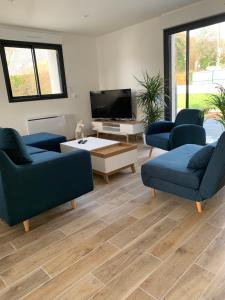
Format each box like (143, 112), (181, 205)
(92, 120), (144, 143)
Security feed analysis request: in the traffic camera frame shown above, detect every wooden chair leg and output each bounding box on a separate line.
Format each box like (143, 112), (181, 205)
(150, 188), (156, 198)
(23, 220), (30, 232)
(131, 164), (136, 173)
(149, 147), (153, 158)
(196, 201), (202, 213)
(104, 175), (110, 184)
(71, 199), (77, 209)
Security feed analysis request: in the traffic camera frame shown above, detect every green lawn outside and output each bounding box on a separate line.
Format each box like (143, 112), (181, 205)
(177, 93), (211, 110)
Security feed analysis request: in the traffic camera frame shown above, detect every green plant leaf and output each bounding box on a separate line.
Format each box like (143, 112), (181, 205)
(135, 71), (168, 126)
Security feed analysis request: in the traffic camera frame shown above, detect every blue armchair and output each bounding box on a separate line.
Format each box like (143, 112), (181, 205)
(145, 109), (206, 157)
(0, 129), (93, 231)
(141, 132), (225, 213)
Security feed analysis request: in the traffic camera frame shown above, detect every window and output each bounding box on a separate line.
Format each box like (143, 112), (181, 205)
(0, 40), (67, 102)
(164, 13), (225, 121)
(164, 13), (225, 143)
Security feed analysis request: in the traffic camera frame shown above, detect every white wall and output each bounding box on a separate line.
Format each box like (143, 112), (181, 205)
(0, 26), (99, 138)
(97, 17), (163, 119)
(96, 0), (225, 119)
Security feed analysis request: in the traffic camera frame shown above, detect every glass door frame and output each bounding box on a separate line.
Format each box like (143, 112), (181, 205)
(164, 13), (225, 121)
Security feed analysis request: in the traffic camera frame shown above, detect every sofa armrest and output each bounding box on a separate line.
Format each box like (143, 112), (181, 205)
(145, 121), (175, 135)
(1, 150), (93, 225)
(169, 124), (206, 149)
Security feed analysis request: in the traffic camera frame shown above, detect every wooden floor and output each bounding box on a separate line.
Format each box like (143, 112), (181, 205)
(0, 144), (225, 299)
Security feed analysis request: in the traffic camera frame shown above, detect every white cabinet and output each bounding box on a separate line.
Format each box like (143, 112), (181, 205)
(91, 120), (144, 142)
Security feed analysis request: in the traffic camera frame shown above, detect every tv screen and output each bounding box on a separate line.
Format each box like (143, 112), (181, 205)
(90, 89), (132, 119)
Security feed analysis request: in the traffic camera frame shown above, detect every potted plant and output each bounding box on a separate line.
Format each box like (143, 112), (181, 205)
(135, 72), (168, 143)
(207, 84), (225, 130)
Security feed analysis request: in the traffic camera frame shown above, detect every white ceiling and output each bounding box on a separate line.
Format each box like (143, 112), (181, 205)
(1, 0), (201, 36)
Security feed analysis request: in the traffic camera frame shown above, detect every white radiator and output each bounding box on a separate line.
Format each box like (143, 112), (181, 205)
(27, 115), (68, 137)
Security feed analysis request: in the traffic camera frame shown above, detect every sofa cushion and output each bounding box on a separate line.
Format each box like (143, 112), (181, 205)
(0, 128), (33, 165)
(31, 151), (62, 162)
(22, 132), (66, 152)
(187, 144), (215, 170)
(26, 146), (47, 155)
(146, 132), (170, 150)
(142, 144), (205, 189)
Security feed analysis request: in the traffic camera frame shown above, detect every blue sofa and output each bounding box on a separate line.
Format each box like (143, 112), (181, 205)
(145, 109), (206, 157)
(0, 129), (93, 231)
(141, 132), (225, 213)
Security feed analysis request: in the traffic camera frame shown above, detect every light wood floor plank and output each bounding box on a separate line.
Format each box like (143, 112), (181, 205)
(207, 202), (225, 228)
(24, 242), (117, 299)
(200, 265), (225, 300)
(0, 228), (25, 246)
(141, 223), (220, 299)
(93, 217), (176, 284)
(43, 215), (136, 277)
(150, 204), (222, 260)
(126, 184), (149, 197)
(126, 288), (154, 300)
(92, 253), (160, 300)
(1, 219), (106, 285)
(110, 200), (179, 248)
(101, 191), (149, 224)
(0, 243), (15, 260)
(167, 202), (193, 222)
(60, 193), (133, 236)
(0, 279), (5, 291)
(128, 193), (169, 219)
(59, 205), (112, 235)
(58, 274), (104, 300)
(0, 230), (65, 274)
(11, 201), (99, 249)
(164, 264), (214, 300)
(119, 178), (143, 193)
(197, 229), (225, 274)
(0, 269), (49, 300)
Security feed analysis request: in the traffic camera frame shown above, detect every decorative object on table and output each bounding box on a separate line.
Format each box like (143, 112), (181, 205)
(145, 109), (206, 157)
(135, 72), (167, 127)
(206, 84), (225, 130)
(75, 120), (85, 139)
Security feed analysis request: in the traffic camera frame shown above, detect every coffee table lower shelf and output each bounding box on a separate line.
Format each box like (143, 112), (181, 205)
(93, 163), (136, 184)
(91, 142), (137, 184)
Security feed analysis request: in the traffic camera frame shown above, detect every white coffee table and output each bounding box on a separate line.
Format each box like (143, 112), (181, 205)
(60, 137), (119, 152)
(60, 137), (137, 183)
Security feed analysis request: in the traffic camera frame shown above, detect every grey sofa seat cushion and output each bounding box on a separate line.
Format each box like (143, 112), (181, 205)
(142, 144), (205, 189)
(146, 132), (170, 150)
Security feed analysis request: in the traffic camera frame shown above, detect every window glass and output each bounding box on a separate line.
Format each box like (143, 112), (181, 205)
(35, 48), (62, 95)
(5, 47), (37, 97)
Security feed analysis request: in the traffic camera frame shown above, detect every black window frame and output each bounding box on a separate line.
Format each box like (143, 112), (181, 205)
(164, 13), (225, 120)
(0, 39), (68, 103)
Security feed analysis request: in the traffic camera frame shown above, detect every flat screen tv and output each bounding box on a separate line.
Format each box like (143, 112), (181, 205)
(90, 89), (132, 119)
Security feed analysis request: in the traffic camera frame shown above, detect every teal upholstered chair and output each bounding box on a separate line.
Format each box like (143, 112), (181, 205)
(142, 132), (225, 213)
(0, 128), (93, 231)
(145, 109), (206, 157)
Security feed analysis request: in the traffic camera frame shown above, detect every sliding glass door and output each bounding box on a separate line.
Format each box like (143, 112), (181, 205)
(165, 14), (225, 141)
